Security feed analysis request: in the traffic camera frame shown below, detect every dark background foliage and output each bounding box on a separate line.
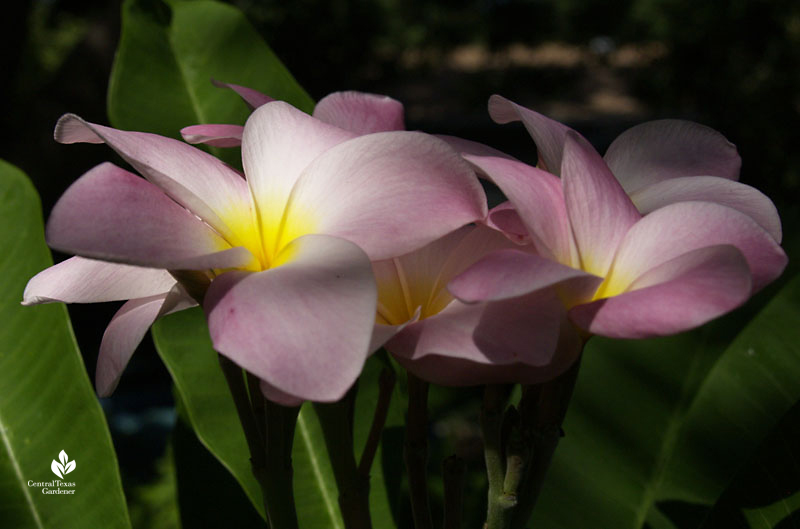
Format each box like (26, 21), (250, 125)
(1, 0), (798, 527)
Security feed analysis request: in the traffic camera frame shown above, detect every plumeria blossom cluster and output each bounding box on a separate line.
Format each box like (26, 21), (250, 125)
(24, 87), (786, 408)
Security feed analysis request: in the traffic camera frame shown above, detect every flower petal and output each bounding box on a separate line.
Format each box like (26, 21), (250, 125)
(22, 256), (175, 305)
(487, 95), (572, 175)
(204, 234), (377, 403)
(630, 176), (782, 242)
(562, 131), (641, 277)
(212, 79), (275, 109)
(54, 114), (252, 245)
(47, 162), (254, 269)
(608, 201), (787, 293)
(436, 134), (521, 162)
(241, 101), (355, 240)
(604, 119), (741, 193)
(387, 291), (580, 385)
(180, 124), (244, 147)
(449, 248), (603, 304)
(96, 286), (195, 397)
(313, 91), (405, 134)
(570, 245), (752, 338)
(459, 154), (574, 264)
(486, 202), (531, 245)
(286, 131), (487, 260)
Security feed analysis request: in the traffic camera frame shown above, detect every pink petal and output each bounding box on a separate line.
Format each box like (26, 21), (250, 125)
(449, 249), (603, 304)
(487, 95), (573, 175)
(609, 201), (787, 293)
(212, 79), (275, 109)
(436, 134), (521, 162)
(180, 124), (244, 147)
(241, 101), (355, 238)
(387, 291), (581, 385)
(313, 91), (405, 134)
(486, 202), (531, 245)
(54, 114), (252, 246)
(96, 286), (195, 397)
(562, 132), (641, 277)
(631, 176), (782, 242)
(287, 131), (487, 260)
(47, 163), (254, 270)
(372, 225), (513, 325)
(459, 154), (575, 265)
(23, 256), (175, 305)
(204, 234), (377, 403)
(570, 245), (752, 338)
(258, 379), (305, 407)
(604, 119), (741, 193)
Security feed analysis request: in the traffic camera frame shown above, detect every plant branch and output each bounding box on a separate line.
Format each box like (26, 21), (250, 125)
(314, 384), (373, 529)
(482, 385), (515, 529)
(404, 373), (434, 529)
(358, 368), (396, 478)
(510, 355), (583, 529)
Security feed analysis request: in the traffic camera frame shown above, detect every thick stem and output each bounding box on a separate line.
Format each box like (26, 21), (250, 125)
(218, 354), (299, 529)
(314, 385), (373, 529)
(404, 374), (434, 529)
(510, 356), (583, 529)
(442, 455), (466, 529)
(260, 401), (301, 529)
(482, 385), (515, 529)
(358, 368), (396, 478)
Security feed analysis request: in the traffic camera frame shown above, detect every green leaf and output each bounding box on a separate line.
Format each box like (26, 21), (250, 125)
(107, 0), (313, 139)
(0, 160), (131, 528)
(153, 308), (403, 527)
(150, 308), (264, 520)
(528, 275), (800, 529)
(699, 399), (800, 528)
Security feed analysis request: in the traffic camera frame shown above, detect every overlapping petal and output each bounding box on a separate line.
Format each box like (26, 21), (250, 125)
(607, 201), (787, 293)
(180, 124), (244, 147)
(46, 162), (254, 270)
(313, 91), (405, 134)
(23, 256), (176, 305)
(387, 291), (580, 386)
(285, 131), (487, 260)
(204, 234), (376, 403)
(461, 154), (574, 264)
(561, 132), (641, 277)
(630, 176), (782, 242)
(488, 94), (572, 174)
(55, 114), (253, 247)
(570, 245), (752, 338)
(212, 79), (275, 109)
(96, 285), (195, 397)
(604, 119), (741, 193)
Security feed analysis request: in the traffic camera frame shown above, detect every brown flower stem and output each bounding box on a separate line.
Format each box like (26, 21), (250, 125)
(482, 385), (515, 529)
(404, 373), (434, 529)
(358, 368), (396, 478)
(314, 384), (373, 529)
(510, 356), (583, 529)
(442, 455), (466, 529)
(218, 354), (299, 529)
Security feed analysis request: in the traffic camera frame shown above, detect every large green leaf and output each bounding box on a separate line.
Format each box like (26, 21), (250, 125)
(107, 0), (314, 140)
(152, 308), (402, 528)
(0, 160), (131, 528)
(528, 275), (800, 529)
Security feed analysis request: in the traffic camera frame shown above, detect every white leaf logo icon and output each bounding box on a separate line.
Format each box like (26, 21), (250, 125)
(51, 460), (64, 479)
(51, 450), (75, 478)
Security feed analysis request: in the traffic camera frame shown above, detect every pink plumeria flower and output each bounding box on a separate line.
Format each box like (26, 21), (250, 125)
(24, 98), (486, 404)
(449, 129), (787, 339)
(181, 87), (406, 147)
(370, 225), (582, 386)
(484, 95), (782, 242)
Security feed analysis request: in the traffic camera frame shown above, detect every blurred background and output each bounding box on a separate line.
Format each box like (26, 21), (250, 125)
(1, 0), (799, 526)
